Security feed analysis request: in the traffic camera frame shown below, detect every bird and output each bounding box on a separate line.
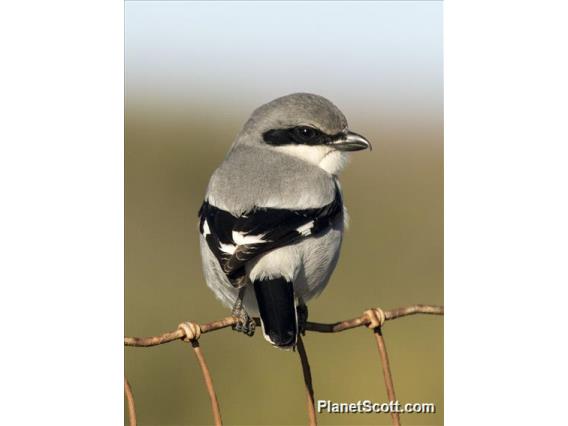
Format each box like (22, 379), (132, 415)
(198, 93), (371, 349)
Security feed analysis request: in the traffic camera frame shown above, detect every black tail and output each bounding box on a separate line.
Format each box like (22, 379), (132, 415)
(253, 277), (297, 348)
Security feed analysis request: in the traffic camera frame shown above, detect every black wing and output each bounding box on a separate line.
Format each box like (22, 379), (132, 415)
(198, 185), (343, 288)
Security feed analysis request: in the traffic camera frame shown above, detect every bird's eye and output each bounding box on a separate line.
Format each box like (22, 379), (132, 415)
(295, 126), (317, 140)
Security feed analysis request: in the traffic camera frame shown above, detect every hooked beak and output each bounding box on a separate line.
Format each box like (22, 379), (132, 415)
(329, 130), (372, 152)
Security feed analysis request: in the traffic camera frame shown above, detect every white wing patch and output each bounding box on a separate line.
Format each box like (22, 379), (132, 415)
(296, 221), (314, 236)
(217, 231), (266, 255)
(203, 222), (266, 255)
(232, 231), (266, 245)
(219, 242), (236, 255)
(202, 220), (211, 237)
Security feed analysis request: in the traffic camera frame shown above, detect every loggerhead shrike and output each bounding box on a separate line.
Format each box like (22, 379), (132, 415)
(198, 93), (370, 349)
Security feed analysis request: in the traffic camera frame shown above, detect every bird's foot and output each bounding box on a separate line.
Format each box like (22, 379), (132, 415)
(231, 293), (256, 337)
(297, 302), (308, 336)
(232, 309), (256, 337)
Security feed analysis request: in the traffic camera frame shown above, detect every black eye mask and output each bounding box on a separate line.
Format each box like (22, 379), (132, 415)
(262, 126), (342, 147)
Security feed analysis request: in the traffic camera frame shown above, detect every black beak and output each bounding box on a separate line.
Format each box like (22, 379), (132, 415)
(329, 130), (372, 152)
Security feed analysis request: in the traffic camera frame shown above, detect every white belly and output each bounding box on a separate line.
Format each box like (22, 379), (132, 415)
(199, 226), (343, 317)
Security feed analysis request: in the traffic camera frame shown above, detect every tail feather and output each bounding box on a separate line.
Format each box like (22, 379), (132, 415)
(253, 277), (297, 348)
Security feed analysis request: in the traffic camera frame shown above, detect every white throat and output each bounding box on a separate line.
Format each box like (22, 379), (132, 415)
(273, 145), (349, 175)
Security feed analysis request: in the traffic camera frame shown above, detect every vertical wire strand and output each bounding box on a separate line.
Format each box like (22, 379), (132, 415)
(124, 377), (137, 426)
(297, 336), (317, 426)
(373, 327), (401, 426)
(191, 341), (223, 426)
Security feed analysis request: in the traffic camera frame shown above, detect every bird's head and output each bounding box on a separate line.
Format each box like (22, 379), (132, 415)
(234, 93), (371, 175)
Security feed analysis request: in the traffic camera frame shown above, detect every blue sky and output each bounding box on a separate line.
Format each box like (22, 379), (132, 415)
(126, 1), (442, 115)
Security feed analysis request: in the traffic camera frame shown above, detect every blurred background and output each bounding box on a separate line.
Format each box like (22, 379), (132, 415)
(125, 1), (443, 425)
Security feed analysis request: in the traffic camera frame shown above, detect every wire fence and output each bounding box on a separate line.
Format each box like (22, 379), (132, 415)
(124, 304), (443, 426)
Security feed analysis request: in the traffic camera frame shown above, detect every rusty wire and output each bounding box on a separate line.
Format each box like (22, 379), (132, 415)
(373, 328), (401, 426)
(297, 336), (317, 426)
(124, 304), (443, 425)
(190, 340), (222, 426)
(124, 377), (137, 426)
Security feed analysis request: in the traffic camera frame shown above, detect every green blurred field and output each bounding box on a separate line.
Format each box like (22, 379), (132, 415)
(125, 95), (443, 425)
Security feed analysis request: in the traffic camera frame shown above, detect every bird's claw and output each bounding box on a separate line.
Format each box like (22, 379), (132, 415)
(232, 311), (256, 337)
(231, 293), (256, 337)
(297, 302), (308, 336)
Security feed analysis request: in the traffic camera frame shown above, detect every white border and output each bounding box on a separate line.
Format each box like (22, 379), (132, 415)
(0, 0), (123, 423)
(446, 0), (568, 424)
